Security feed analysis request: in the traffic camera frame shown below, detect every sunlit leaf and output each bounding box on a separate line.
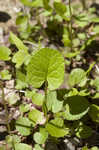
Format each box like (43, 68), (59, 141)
(10, 32), (31, 68)
(15, 143), (32, 150)
(27, 48), (65, 90)
(28, 109), (45, 125)
(33, 128), (48, 144)
(0, 70), (11, 80)
(25, 90), (44, 106)
(0, 46), (11, 61)
(15, 70), (28, 89)
(34, 144), (44, 150)
(46, 122), (68, 137)
(16, 117), (33, 136)
(47, 91), (63, 113)
(69, 68), (87, 87)
(20, 0), (43, 7)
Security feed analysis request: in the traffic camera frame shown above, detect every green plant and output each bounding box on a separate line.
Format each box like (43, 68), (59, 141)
(0, 0), (99, 149)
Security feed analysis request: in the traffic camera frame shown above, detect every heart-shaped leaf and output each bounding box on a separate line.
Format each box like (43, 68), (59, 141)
(64, 96), (90, 120)
(27, 48), (65, 90)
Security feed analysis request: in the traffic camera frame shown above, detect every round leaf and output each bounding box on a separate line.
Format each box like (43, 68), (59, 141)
(27, 48), (65, 90)
(15, 143), (32, 150)
(28, 109), (45, 125)
(69, 68), (87, 87)
(33, 131), (48, 144)
(64, 96), (90, 120)
(16, 117), (33, 136)
(0, 46), (11, 61)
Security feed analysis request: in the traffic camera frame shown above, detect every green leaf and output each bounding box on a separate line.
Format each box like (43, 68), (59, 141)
(10, 32), (28, 51)
(64, 96), (90, 120)
(16, 15), (28, 26)
(34, 144), (44, 150)
(33, 129), (48, 144)
(16, 117), (33, 136)
(10, 32), (31, 68)
(91, 17), (99, 23)
(93, 25), (99, 34)
(65, 51), (80, 58)
(79, 89), (90, 96)
(19, 104), (30, 114)
(78, 33), (86, 40)
(25, 90), (44, 106)
(82, 146), (88, 150)
(46, 122), (68, 137)
(0, 46), (11, 61)
(86, 62), (95, 75)
(43, 0), (52, 10)
(6, 92), (19, 105)
(89, 104), (99, 123)
(64, 88), (78, 98)
(92, 93), (99, 99)
(6, 135), (21, 148)
(91, 146), (99, 150)
(50, 117), (64, 127)
(73, 38), (80, 47)
(12, 49), (31, 68)
(54, 2), (67, 16)
(62, 28), (71, 47)
(64, 88), (90, 98)
(15, 70), (28, 89)
(28, 109), (45, 125)
(75, 122), (92, 139)
(27, 48), (65, 90)
(15, 143), (32, 150)
(20, 0), (43, 7)
(69, 68), (87, 87)
(47, 91), (63, 113)
(90, 77), (99, 91)
(0, 70), (11, 80)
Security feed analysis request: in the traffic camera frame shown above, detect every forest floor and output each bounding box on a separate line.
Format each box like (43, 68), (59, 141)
(0, 0), (99, 150)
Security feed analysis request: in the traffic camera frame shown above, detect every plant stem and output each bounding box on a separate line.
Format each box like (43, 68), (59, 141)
(0, 81), (10, 133)
(69, 0), (73, 51)
(43, 81), (48, 122)
(45, 81), (48, 103)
